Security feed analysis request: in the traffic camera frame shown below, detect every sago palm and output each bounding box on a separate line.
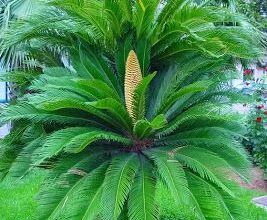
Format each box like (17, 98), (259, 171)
(0, 0), (266, 220)
(0, 0), (47, 70)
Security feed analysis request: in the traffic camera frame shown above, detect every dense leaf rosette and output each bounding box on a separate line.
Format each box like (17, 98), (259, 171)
(0, 0), (265, 219)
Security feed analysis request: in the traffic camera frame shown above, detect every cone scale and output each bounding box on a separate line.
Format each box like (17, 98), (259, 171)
(124, 50), (143, 121)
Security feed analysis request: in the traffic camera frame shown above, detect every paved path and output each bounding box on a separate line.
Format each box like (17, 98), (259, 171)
(0, 124), (10, 138)
(253, 196), (267, 211)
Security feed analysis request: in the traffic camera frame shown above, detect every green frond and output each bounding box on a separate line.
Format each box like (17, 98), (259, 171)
(157, 80), (214, 115)
(0, 123), (30, 178)
(104, 0), (123, 38)
(48, 163), (108, 220)
(186, 171), (235, 220)
(133, 114), (167, 139)
(145, 149), (190, 205)
(136, 37), (151, 75)
(33, 127), (131, 165)
(156, 0), (189, 30)
(157, 103), (234, 136)
(133, 0), (159, 39)
(183, 144), (250, 185)
(158, 127), (250, 179)
(0, 70), (38, 84)
(51, 0), (109, 41)
(148, 56), (225, 118)
(7, 136), (44, 178)
(70, 47), (121, 94)
(0, 142), (21, 180)
(101, 153), (139, 220)
(174, 146), (234, 196)
(0, 103), (91, 126)
(115, 34), (133, 86)
(128, 155), (158, 220)
(29, 98), (120, 130)
(133, 72), (156, 121)
(30, 69), (121, 102)
(37, 153), (109, 220)
(117, 0), (133, 21)
(90, 98), (133, 131)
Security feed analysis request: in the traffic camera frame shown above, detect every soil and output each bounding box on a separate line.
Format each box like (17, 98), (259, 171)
(238, 167), (267, 192)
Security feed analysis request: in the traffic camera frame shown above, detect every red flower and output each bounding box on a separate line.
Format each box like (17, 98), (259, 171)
(257, 104), (264, 109)
(256, 117), (263, 123)
(243, 69), (252, 75)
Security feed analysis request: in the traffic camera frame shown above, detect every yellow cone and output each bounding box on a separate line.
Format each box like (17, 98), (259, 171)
(125, 50), (142, 121)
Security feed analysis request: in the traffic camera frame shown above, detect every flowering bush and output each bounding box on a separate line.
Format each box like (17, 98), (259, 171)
(243, 69), (253, 81)
(243, 86), (267, 178)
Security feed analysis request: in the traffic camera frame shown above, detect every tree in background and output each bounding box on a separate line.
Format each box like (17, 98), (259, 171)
(237, 0), (267, 31)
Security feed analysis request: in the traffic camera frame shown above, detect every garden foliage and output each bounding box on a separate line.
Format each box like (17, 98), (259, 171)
(244, 83), (267, 177)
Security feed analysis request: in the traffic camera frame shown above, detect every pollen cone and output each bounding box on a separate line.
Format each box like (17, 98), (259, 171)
(125, 50), (142, 121)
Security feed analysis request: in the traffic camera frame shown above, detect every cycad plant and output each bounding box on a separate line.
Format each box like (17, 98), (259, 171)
(0, 0), (266, 220)
(0, 0), (46, 70)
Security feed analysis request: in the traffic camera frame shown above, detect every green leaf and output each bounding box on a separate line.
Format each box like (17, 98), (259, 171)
(157, 80), (214, 115)
(0, 103), (90, 126)
(136, 37), (151, 75)
(128, 155), (158, 220)
(133, 120), (152, 139)
(145, 149), (189, 204)
(134, 1), (159, 39)
(156, 0), (189, 29)
(49, 163), (108, 220)
(175, 147), (234, 196)
(37, 153), (109, 220)
(133, 72), (156, 121)
(7, 136), (45, 178)
(157, 103), (223, 136)
(91, 98), (133, 130)
(101, 153), (140, 220)
(133, 114), (167, 139)
(64, 130), (132, 153)
(33, 127), (131, 164)
(145, 148), (205, 219)
(186, 171), (234, 220)
(158, 127), (250, 180)
(74, 78), (122, 102)
(150, 114), (167, 130)
(115, 34), (133, 87)
(70, 47), (121, 94)
(35, 98), (122, 129)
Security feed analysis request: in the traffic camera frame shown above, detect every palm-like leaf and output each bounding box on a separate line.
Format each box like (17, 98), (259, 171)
(0, 1), (266, 220)
(128, 155), (158, 220)
(101, 153), (139, 220)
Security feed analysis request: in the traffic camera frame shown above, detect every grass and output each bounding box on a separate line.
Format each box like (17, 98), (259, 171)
(156, 182), (267, 220)
(237, 187), (267, 220)
(0, 171), (46, 220)
(0, 171), (266, 220)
